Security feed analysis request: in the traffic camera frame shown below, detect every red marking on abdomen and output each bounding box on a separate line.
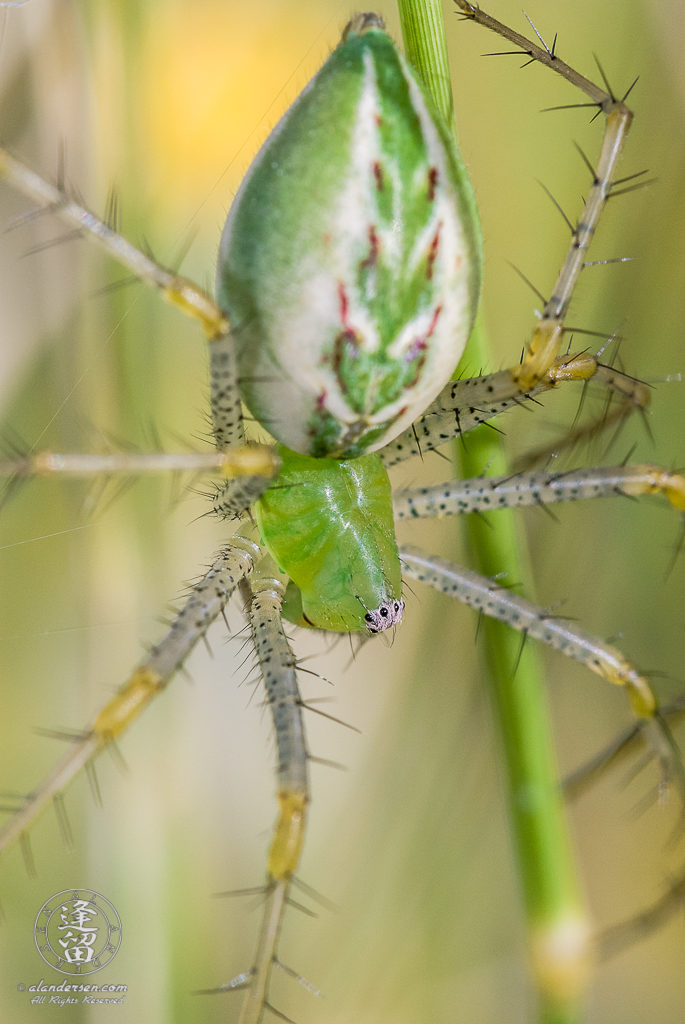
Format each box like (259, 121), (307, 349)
(338, 283), (350, 326)
(332, 326), (361, 396)
(403, 305), (442, 389)
(426, 225), (441, 280)
(360, 225), (380, 270)
(426, 304), (443, 338)
(373, 162), (384, 191)
(308, 391), (329, 436)
(427, 166), (438, 202)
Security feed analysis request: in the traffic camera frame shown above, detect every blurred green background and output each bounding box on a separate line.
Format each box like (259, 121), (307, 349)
(0, 0), (684, 1021)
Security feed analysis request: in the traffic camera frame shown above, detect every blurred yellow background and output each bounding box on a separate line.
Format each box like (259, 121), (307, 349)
(0, 0), (684, 1021)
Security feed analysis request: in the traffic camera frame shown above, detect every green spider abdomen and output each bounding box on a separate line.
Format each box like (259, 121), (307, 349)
(216, 16), (482, 459)
(255, 447), (403, 632)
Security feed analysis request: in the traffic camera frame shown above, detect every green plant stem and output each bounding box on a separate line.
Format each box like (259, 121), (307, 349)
(396, 0), (457, 134)
(397, 3), (588, 1020)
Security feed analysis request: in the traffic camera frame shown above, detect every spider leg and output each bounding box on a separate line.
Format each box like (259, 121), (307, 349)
(0, 537), (260, 858)
(0, 148), (279, 514)
(380, 356), (648, 468)
(455, 1), (634, 391)
(0, 148), (225, 338)
(399, 545), (685, 807)
(563, 691), (685, 801)
(393, 465), (685, 520)
(597, 858), (685, 959)
(209, 336), (280, 517)
(376, 0), (645, 474)
(229, 560), (310, 1024)
(0, 446), (276, 480)
(0, 98), (302, 1024)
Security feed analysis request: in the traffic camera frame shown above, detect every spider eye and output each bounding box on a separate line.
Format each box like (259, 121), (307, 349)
(394, 603), (399, 612)
(364, 613), (374, 622)
(380, 607), (388, 617)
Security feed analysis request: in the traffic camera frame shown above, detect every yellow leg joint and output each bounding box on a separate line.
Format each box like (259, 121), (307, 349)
(548, 351), (598, 382)
(218, 444), (281, 480)
(267, 790), (308, 880)
(625, 677), (658, 719)
(597, 656), (657, 717)
(163, 281), (229, 340)
(613, 465), (685, 512)
(511, 320), (564, 391)
(656, 470), (685, 512)
(92, 668), (165, 742)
